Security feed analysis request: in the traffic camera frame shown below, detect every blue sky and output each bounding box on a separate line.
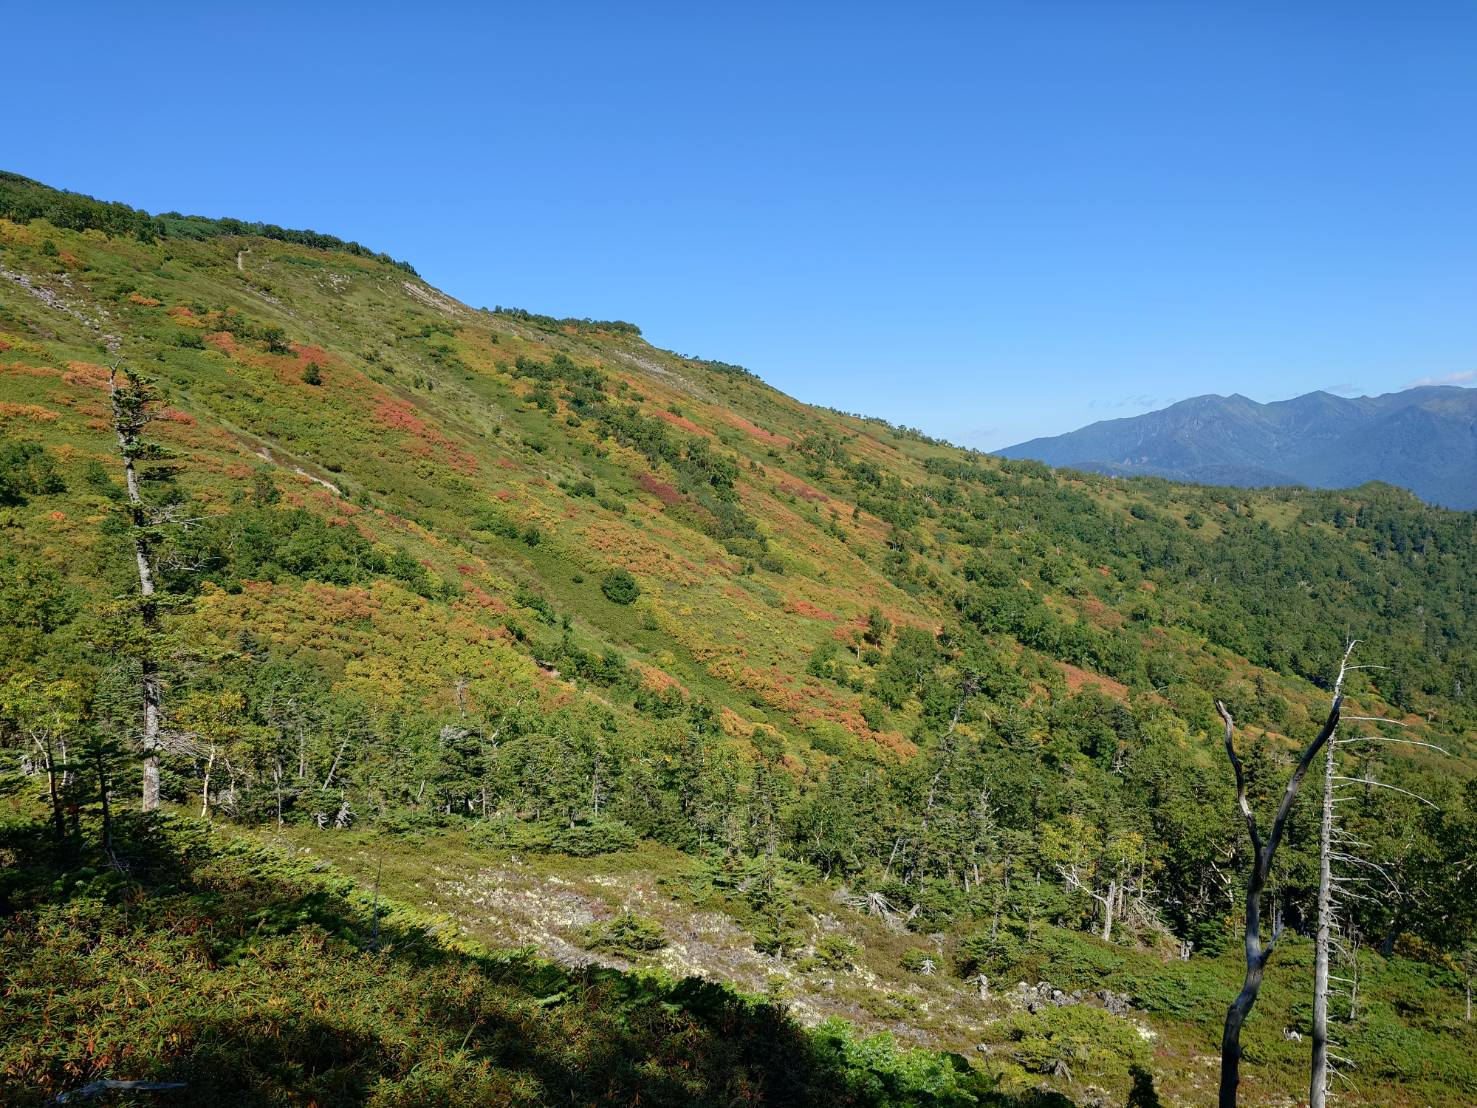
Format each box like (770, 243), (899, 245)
(8, 3), (1476, 447)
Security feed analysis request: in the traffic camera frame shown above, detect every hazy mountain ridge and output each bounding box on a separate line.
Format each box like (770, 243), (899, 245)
(1000, 386), (1477, 508)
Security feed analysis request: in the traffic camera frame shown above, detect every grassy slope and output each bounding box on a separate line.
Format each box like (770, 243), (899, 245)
(1, 213), (943, 756)
(258, 823), (1475, 1108)
(3, 799), (1468, 1107)
(1, 209), (1469, 763)
(2, 197), (1475, 1106)
(0, 808), (1023, 1108)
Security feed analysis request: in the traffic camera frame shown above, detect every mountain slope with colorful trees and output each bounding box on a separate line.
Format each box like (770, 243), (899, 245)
(2, 172), (1475, 1106)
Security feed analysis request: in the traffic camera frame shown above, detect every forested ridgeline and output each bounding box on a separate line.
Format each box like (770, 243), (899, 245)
(2, 176), (1475, 1104)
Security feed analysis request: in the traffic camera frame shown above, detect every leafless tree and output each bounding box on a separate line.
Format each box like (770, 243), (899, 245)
(1310, 677), (1446, 1108)
(1056, 836), (1149, 943)
(1458, 946), (1477, 1023)
(1215, 642), (1353, 1108)
(24, 715), (68, 844)
(836, 887), (904, 928)
(321, 734), (351, 792)
(884, 677), (977, 883)
(199, 741), (217, 821)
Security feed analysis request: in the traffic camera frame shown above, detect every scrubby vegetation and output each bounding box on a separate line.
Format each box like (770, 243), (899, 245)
(1, 173), (1474, 1104)
(488, 305), (642, 335)
(0, 171), (416, 273)
(0, 813), (1026, 1107)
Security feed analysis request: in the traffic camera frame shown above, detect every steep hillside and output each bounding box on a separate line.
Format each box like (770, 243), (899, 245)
(999, 387), (1477, 508)
(3, 173), (1476, 1106)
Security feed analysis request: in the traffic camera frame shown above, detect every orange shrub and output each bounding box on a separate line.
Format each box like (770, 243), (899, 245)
(0, 402), (59, 422)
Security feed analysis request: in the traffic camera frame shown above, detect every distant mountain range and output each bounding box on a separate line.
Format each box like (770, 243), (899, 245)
(999, 386), (1477, 509)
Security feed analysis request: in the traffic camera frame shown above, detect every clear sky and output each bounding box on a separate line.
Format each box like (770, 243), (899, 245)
(8, 3), (1476, 448)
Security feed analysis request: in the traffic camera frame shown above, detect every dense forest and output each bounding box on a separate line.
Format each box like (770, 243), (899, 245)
(2, 176), (1474, 1106)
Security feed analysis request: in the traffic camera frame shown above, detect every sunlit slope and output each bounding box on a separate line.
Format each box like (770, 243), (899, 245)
(2, 174), (1473, 776)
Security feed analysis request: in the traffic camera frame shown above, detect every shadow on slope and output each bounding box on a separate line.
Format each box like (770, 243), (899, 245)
(0, 815), (1077, 1108)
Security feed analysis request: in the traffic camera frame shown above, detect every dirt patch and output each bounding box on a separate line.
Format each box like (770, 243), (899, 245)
(401, 280), (469, 318)
(1080, 596), (1126, 629)
(1059, 662), (1129, 702)
(425, 859), (941, 1039)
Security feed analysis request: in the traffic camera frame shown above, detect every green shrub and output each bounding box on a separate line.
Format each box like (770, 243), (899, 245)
(261, 324), (292, 353)
(957, 920), (1119, 985)
(470, 818), (637, 858)
(514, 586), (555, 622)
(995, 1003), (1150, 1079)
(601, 568), (640, 604)
(469, 817), (558, 853)
(550, 820), (637, 856)
(581, 912), (667, 958)
(0, 442), (65, 505)
(472, 509), (520, 539)
(812, 933), (860, 972)
(1120, 961), (1228, 1019)
(808, 1020), (998, 1106)
(170, 505), (389, 590)
(377, 809), (447, 839)
(753, 917), (805, 959)
(901, 948), (939, 975)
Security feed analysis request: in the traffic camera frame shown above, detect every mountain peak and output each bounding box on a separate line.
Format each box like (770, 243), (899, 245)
(999, 385), (1477, 508)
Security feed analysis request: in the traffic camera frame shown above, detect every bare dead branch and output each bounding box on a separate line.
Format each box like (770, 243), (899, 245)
(1332, 777), (1441, 808)
(1335, 736), (1448, 755)
(1219, 641), (1351, 1108)
(1216, 701), (1262, 858)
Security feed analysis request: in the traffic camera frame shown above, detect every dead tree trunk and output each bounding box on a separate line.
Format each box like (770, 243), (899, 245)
(321, 735), (350, 792)
(1314, 689), (1445, 1103)
(1310, 735), (1336, 1108)
(1217, 643), (1351, 1108)
(40, 734), (65, 844)
(1056, 861), (1124, 942)
(108, 364), (163, 811)
(200, 744), (217, 821)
